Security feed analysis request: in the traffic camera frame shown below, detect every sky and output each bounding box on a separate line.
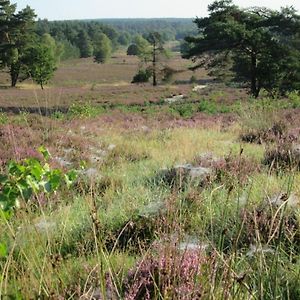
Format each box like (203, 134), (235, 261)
(15, 0), (300, 20)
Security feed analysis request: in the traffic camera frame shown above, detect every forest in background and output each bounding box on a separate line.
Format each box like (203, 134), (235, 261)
(35, 18), (197, 60)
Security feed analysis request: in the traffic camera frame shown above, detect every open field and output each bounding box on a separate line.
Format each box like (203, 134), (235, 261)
(1, 49), (300, 299)
(0, 50), (248, 111)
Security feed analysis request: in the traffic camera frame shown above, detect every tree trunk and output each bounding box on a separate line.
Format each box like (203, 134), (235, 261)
(152, 41), (157, 86)
(10, 63), (20, 88)
(250, 54), (259, 98)
(10, 71), (19, 87)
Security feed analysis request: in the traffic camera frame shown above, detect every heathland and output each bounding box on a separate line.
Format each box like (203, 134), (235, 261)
(1, 1), (300, 299)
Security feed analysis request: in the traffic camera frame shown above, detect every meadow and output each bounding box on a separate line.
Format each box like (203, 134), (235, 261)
(1, 48), (300, 299)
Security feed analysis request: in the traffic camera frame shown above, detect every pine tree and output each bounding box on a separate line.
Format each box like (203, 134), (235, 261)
(77, 30), (93, 58)
(0, 1), (36, 87)
(183, 0), (300, 97)
(93, 32), (112, 64)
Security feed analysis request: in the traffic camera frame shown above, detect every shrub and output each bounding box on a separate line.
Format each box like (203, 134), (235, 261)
(0, 146), (77, 213)
(171, 103), (196, 118)
(68, 103), (105, 118)
(132, 69), (152, 83)
(198, 100), (218, 114)
(0, 112), (8, 124)
(190, 75), (197, 84)
(124, 245), (205, 299)
(127, 44), (139, 56)
(238, 99), (288, 144)
(161, 66), (176, 84)
(263, 141), (300, 171)
(288, 91), (300, 108)
(240, 121), (287, 144)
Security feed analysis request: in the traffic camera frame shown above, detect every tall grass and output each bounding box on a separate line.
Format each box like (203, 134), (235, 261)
(1, 95), (300, 299)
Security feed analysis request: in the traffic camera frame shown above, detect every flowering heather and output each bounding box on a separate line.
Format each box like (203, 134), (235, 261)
(124, 245), (205, 300)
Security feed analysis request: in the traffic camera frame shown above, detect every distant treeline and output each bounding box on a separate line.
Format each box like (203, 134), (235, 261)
(35, 18), (197, 60)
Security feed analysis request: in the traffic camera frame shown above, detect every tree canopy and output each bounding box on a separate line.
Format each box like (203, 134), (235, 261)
(0, 1), (36, 87)
(183, 0), (300, 97)
(93, 32), (112, 63)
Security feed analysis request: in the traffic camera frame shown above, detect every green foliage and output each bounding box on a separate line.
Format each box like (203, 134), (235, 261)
(68, 102), (106, 118)
(23, 42), (57, 89)
(60, 39), (80, 60)
(198, 100), (218, 114)
(184, 1), (300, 97)
(170, 103), (196, 118)
(41, 33), (63, 63)
(93, 32), (112, 64)
(133, 35), (151, 61)
(0, 242), (7, 258)
(0, 111), (8, 124)
(77, 30), (93, 58)
(0, 1), (36, 87)
(189, 75), (197, 84)
(131, 68), (152, 83)
(0, 146), (77, 213)
(143, 32), (168, 86)
(288, 91), (300, 108)
(118, 33), (130, 46)
(127, 43), (139, 56)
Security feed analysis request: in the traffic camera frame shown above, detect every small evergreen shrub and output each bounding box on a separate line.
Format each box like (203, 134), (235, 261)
(132, 69), (152, 83)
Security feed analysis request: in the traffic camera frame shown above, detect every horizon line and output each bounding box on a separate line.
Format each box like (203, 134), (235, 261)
(38, 16), (197, 22)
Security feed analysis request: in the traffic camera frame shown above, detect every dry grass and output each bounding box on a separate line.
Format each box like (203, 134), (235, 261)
(0, 51), (249, 110)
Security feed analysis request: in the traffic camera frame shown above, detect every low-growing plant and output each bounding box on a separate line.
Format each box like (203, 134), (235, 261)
(170, 103), (196, 118)
(132, 68), (152, 84)
(190, 74), (197, 84)
(198, 100), (218, 114)
(124, 244), (205, 299)
(263, 141), (300, 171)
(68, 103), (106, 118)
(288, 91), (300, 108)
(0, 146), (77, 214)
(0, 112), (8, 125)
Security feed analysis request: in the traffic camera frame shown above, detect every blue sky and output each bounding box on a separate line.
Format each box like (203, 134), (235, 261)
(15, 0), (300, 20)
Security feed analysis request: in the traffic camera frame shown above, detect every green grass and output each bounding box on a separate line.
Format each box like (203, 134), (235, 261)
(1, 112), (300, 298)
(1, 51), (300, 298)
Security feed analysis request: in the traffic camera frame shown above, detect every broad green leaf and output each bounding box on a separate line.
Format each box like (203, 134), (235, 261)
(38, 146), (51, 160)
(64, 170), (77, 188)
(0, 243), (7, 258)
(0, 174), (8, 184)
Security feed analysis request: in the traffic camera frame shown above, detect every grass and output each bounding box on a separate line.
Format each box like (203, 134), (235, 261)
(0, 51), (300, 299)
(1, 112), (299, 298)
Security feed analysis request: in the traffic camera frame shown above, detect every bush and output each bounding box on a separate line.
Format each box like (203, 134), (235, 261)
(288, 91), (300, 108)
(124, 245), (205, 299)
(263, 141), (300, 171)
(198, 100), (218, 114)
(161, 66), (176, 83)
(190, 75), (197, 84)
(127, 44), (139, 56)
(171, 103), (196, 118)
(68, 103), (105, 118)
(132, 69), (152, 83)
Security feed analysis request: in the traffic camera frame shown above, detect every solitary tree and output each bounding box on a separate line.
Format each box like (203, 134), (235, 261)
(0, 1), (36, 87)
(127, 43), (139, 56)
(146, 32), (167, 86)
(93, 32), (112, 64)
(131, 32), (169, 86)
(183, 0), (300, 97)
(23, 43), (56, 89)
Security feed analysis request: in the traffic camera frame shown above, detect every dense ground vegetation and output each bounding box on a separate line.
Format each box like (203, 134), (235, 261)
(0, 0), (300, 299)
